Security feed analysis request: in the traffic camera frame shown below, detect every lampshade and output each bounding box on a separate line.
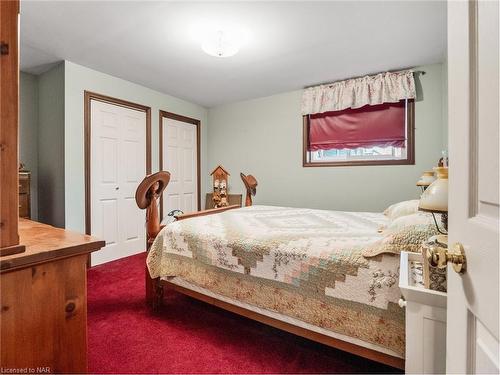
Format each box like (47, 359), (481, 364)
(419, 167), (448, 213)
(416, 171), (436, 187)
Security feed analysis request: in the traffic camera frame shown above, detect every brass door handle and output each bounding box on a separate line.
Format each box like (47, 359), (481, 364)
(426, 242), (466, 274)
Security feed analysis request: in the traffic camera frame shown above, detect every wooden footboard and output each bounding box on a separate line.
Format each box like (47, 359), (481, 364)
(176, 204), (240, 221)
(137, 172), (256, 309)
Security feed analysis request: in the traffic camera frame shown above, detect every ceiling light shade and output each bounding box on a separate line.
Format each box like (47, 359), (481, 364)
(419, 167), (448, 213)
(202, 30), (239, 58)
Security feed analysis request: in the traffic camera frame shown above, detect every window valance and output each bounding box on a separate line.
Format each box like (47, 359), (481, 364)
(301, 70), (416, 115)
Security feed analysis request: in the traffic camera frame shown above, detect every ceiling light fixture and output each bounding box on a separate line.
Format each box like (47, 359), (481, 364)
(201, 30), (239, 58)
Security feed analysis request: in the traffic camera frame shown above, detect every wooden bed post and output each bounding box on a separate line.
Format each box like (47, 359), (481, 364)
(144, 203), (163, 311)
(240, 173), (258, 207)
(145, 273), (163, 310)
(135, 172), (171, 311)
(145, 192), (163, 311)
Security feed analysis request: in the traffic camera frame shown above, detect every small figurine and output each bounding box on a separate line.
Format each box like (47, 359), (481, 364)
(212, 191), (221, 207)
(210, 165), (230, 208)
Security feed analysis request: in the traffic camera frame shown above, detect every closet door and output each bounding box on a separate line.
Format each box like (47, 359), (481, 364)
(161, 116), (199, 216)
(90, 100), (146, 266)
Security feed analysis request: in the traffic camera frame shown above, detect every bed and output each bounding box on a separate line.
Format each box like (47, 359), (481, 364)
(138, 173), (437, 370)
(148, 205), (403, 362)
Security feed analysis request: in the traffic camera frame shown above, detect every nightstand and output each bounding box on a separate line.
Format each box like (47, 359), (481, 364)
(399, 251), (447, 374)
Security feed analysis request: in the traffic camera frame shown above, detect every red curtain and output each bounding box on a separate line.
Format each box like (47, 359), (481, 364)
(308, 101), (406, 151)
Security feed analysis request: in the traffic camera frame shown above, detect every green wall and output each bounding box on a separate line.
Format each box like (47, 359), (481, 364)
(207, 63), (447, 212)
(37, 63), (65, 227)
(441, 62), (448, 150)
(19, 72), (39, 220)
(20, 66), (65, 226)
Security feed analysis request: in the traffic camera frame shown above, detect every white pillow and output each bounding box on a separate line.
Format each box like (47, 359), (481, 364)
(386, 212), (437, 232)
(383, 200), (420, 221)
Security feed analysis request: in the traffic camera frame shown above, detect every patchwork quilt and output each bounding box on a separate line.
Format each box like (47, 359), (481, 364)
(147, 205), (405, 356)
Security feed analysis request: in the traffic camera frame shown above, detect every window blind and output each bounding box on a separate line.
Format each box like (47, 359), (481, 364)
(307, 100), (406, 151)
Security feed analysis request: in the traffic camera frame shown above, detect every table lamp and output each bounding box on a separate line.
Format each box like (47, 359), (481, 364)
(416, 171), (436, 192)
(419, 166), (448, 233)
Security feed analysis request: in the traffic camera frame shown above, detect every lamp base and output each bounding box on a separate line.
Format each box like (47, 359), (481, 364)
(441, 213), (448, 232)
(428, 234), (448, 247)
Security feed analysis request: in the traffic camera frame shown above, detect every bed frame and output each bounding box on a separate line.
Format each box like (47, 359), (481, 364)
(141, 184), (405, 370)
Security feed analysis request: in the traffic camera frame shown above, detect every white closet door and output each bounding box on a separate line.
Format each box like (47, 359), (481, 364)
(90, 100), (146, 266)
(162, 117), (198, 216)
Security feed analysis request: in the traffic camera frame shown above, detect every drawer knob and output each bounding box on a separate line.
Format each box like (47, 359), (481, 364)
(398, 298), (407, 308)
(65, 302), (76, 313)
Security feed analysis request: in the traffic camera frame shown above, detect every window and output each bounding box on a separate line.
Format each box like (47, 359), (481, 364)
(303, 100), (414, 167)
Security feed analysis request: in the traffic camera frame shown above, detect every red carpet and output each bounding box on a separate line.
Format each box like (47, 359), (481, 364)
(87, 253), (402, 374)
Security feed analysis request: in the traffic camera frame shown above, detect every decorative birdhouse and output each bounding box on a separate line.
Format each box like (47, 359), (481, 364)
(210, 165), (230, 208)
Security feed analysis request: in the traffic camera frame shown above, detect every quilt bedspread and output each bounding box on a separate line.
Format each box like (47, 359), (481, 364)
(147, 205), (405, 355)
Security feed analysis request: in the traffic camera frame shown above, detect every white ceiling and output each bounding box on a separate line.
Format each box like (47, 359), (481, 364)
(20, 1), (446, 108)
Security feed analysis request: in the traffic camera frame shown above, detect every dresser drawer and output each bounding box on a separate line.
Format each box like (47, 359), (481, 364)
(19, 193), (30, 218)
(19, 175), (30, 194)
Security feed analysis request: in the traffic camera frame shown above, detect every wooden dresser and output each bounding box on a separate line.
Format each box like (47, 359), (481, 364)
(0, 219), (105, 373)
(18, 171), (31, 219)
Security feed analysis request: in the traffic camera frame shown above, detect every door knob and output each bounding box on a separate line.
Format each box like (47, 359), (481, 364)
(115, 186), (119, 190)
(426, 242), (466, 274)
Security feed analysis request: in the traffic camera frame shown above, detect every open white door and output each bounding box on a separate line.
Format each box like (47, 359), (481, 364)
(447, 1), (499, 373)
